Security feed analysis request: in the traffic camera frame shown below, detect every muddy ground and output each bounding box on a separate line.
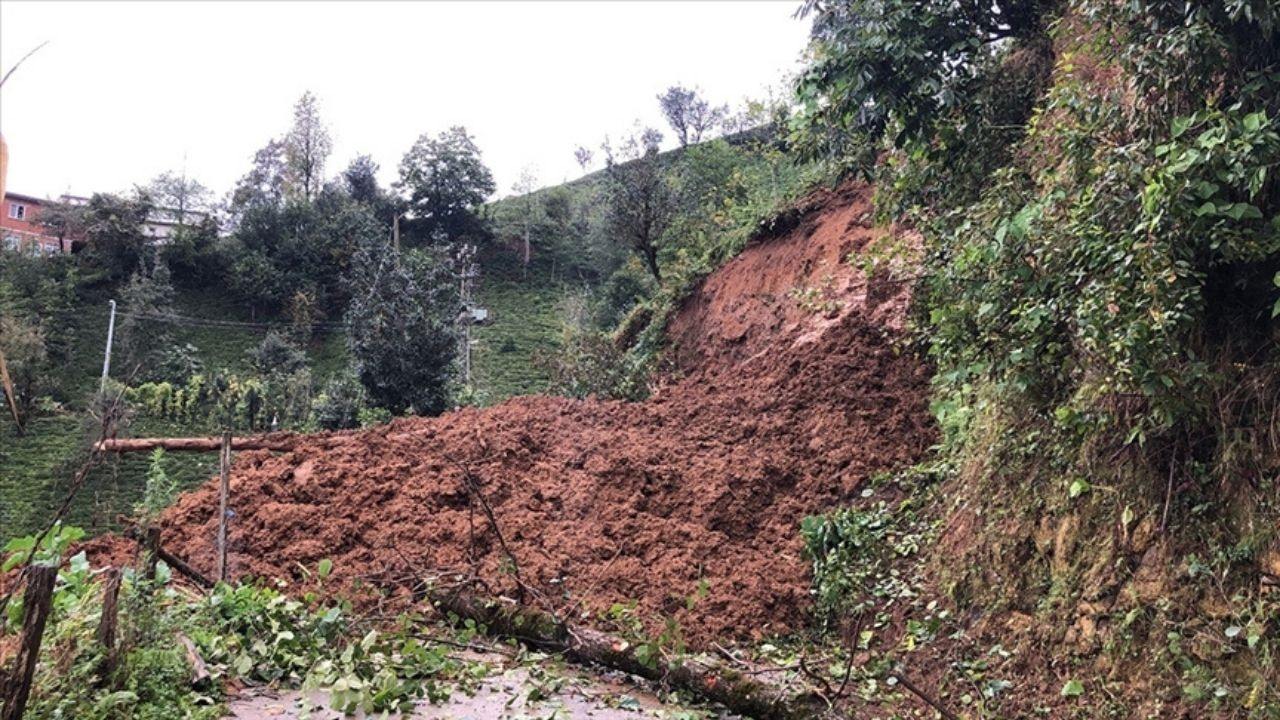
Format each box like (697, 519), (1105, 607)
(88, 182), (934, 648)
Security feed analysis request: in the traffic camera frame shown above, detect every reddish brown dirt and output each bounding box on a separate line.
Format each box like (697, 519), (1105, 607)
(92, 182), (935, 646)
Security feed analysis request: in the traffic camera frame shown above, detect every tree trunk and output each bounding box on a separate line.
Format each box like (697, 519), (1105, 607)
(643, 246), (662, 283)
(430, 589), (821, 720)
(95, 433), (299, 454)
(1, 565), (57, 720)
(523, 230), (531, 277)
(96, 568), (122, 684)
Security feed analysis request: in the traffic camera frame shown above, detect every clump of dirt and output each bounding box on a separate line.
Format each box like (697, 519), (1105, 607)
(100, 182), (935, 646)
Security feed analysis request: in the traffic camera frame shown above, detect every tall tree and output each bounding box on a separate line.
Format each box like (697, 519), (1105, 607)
(395, 126), (495, 243)
(80, 192), (154, 282)
(146, 170), (211, 224)
(344, 238), (459, 416)
(343, 155), (382, 205)
(601, 128), (674, 282)
(342, 154), (398, 226)
(231, 139), (288, 212)
(117, 258), (177, 377)
(512, 166), (539, 273)
(657, 85), (727, 147)
(284, 91), (332, 201)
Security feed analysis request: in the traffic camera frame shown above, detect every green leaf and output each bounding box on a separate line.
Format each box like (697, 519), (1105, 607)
(1171, 116), (1193, 139)
(1, 553), (25, 573)
(1068, 479), (1090, 499)
(1223, 203), (1263, 221)
(1242, 111), (1265, 133)
(1061, 679), (1085, 697)
(318, 558), (333, 579)
(3, 536), (35, 553)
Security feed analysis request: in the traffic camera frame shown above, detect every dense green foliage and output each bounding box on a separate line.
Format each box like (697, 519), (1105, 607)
(802, 501), (925, 623)
(1, 529), (481, 718)
(396, 126), (496, 244)
(797, 0), (1280, 713)
(345, 241), (460, 416)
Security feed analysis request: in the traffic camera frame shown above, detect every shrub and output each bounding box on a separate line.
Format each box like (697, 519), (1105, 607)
(250, 331), (309, 376)
(311, 373), (367, 430)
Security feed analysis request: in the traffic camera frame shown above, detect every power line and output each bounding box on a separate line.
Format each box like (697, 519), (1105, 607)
(111, 310), (349, 331)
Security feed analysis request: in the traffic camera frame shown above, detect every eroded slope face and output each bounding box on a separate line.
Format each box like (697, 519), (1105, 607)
(665, 181), (911, 376)
(147, 182), (935, 645)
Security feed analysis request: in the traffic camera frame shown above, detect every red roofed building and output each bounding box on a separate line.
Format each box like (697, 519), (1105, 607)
(1, 191), (68, 255)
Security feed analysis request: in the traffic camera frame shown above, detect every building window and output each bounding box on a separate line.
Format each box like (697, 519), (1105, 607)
(8, 203), (27, 220)
(3, 233), (21, 251)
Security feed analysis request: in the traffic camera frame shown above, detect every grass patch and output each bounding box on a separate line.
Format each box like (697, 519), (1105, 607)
(469, 246), (573, 404)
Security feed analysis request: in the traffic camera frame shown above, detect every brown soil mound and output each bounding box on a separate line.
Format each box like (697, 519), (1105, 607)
(119, 182), (935, 645)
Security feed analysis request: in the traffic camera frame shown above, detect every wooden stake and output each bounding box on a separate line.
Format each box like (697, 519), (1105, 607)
(1, 564), (57, 720)
(216, 431), (231, 583)
(96, 568), (122, 683)
(140, 527), (161, 583)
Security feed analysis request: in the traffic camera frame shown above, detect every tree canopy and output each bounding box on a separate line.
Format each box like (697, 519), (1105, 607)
(602, 129), (675, 282)
(284, 91), (333, 201)
(657, 85), (727, 148)
(344, 239), (459, 416)
(396, 126), (495, 243)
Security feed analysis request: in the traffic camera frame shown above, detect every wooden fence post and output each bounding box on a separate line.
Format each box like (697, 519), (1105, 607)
(1, 564), (57, 720)
(144, 527), (160, 582)
(95, 568), (122, 684)
(216, 431), (231, 583)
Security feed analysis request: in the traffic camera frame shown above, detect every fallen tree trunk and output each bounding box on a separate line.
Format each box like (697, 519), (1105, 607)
(431, 589), (822, 720)
(124, 527), (215, 589)
(96, 434), (299, 454)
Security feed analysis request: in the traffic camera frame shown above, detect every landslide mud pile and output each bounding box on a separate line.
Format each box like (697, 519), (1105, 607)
(150, 183), (935, 645)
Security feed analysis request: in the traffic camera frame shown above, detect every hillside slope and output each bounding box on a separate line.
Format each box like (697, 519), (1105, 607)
(94, 182), (936, 646)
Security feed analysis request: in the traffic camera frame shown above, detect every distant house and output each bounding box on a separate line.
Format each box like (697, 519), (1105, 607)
(1, 192), (68, 255)
(141, 204), (213, 244)
(61, 194), (212, 246)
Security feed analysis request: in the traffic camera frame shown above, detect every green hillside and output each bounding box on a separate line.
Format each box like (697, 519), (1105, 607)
(0, 289), (349, 537)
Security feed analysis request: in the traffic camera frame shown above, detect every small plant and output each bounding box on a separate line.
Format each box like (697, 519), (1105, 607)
(136, 448), (176, 522)
(2, 522), (85, 573)
(801, 501), (925, 623)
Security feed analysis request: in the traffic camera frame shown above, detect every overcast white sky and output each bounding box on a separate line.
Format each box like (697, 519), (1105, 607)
(0, 1), (810, 203)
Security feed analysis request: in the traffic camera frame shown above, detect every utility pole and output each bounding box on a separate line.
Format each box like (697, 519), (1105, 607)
(100, 299), (117, 394)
